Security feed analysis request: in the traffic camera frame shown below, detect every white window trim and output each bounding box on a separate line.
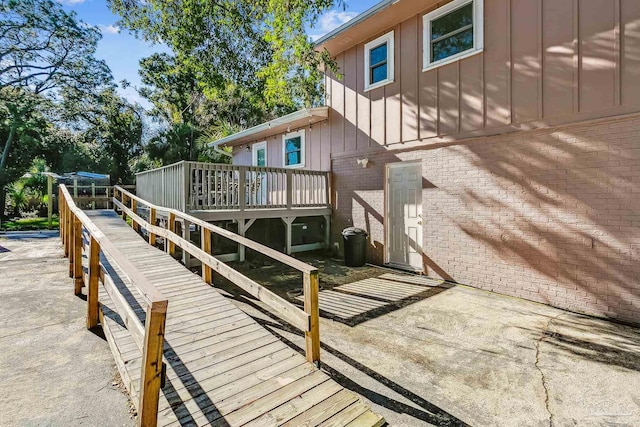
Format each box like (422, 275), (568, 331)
(364, 31), (395, 92)
(422, 0), (484, 72)
(282, 130), (305, 169)
(252, 141), (267, 166)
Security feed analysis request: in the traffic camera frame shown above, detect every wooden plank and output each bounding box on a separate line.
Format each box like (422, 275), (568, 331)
(318, 402), (370, 427)
(139, 300), (167, 427)
(305, 271), (320, 364)
(73, 217), (83, 294)
(345, 411), (385, 427)
(87, 236), (100, 329)
(281, 389), (359, 427)
(201, 228), (212, 284)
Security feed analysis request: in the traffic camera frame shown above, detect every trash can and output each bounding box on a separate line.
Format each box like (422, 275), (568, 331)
(342, 227), (368, 267)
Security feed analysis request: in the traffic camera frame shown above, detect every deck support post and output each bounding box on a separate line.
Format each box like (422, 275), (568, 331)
(323, 215), (331, 250)
(64, 203), (71, 258)
(167, 212), (176, 256)
(281, 217), (295, 255)
(149, 207), (157, 246)
(139, 300), (167, 427)
(68, 210), (75, 278)
(201, 227), (212, 284)
(74, 216), (83, 294)
(304, 270), (321, 366)
(237, 218), (256, 262)
(87, 236), (100, 329)
(182, 219), (191, 267)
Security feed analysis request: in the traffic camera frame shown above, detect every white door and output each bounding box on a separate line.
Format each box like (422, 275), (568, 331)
(251, 142), (267, 205)
(386, 162), (423, 272)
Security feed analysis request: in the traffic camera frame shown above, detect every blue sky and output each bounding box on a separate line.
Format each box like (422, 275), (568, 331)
(58, 0), (379, 108)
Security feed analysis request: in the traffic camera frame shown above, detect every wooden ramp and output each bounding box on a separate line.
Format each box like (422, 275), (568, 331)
(85, 210), (384, 427)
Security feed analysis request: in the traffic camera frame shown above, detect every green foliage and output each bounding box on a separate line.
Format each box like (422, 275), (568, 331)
(0, 216), (59, 231)
(108, 0), (343, 109)
(0, 0), (111, 96)
(0, 0), (113, 218)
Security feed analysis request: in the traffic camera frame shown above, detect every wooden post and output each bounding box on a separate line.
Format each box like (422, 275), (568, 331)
(304, 271), (321, 365)
(201, 227), (212, 284)
(138, 300), (167, 427)
(73, 179), (78, 198)
(91, 182), (96, 210)
(121, 194), (128, 221)
(237, 218), (256, 262)
(149, 207), (157, 246)
(238, 167), (246, 211)
(281, 217), (294, 255)
(323, 215), (331, 250)
(47, 175), (53, 229)
(182, 220), (191, 267)
(131, 199), (139, 232)
(74, 216), (83, 294)
(167, 212), (176, 257)
(59, 190), (65, 246)
(286, 169), (293, 209)
(68, 211), (75, 278)
(64, 204), (71, 257)
(87, 236), (100, 329)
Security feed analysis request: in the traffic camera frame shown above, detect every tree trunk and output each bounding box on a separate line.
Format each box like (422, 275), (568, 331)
(0, 185), (7, 223)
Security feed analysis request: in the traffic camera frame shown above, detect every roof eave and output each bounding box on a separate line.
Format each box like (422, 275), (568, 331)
(208, 107), (329, 148)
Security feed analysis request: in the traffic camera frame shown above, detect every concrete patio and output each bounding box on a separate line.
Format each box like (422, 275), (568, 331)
(0, 231), (134, 426)
(230, 268), (640, 427)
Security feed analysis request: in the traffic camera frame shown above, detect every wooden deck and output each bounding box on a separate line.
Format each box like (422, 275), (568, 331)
(85, 210), (384, 427)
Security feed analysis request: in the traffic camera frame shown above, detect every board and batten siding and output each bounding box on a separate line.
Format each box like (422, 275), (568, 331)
(326, 0), (640, 156)
(231, 123), (331, 172)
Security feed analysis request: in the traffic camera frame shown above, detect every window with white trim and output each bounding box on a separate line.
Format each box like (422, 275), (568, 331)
(423, 0), (483, 71)
(282, 130), (305, 168)
(364, 31), (394, 91)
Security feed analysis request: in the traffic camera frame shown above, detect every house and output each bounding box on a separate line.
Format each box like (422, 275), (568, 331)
(135, 0), (640, 325)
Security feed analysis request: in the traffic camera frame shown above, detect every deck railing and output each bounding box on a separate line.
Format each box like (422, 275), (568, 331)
(113, 185), (321, 365)
(135, 161), (330, 212)
(59, 184), (167, 427)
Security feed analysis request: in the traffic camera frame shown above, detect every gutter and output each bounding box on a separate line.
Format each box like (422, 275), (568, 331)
(208, 108), (326, 149)
(314, 0), (398, 47)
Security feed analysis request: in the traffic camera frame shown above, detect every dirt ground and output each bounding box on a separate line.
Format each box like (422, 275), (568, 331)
(0, 231), (135, 426)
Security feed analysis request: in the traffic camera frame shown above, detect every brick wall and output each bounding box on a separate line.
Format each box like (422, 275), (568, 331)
(331, 115), (640, 324)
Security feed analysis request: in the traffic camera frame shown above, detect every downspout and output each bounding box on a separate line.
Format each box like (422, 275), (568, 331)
(211, 140), (233, 159)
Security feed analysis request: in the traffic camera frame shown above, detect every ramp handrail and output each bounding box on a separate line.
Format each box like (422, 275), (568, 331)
(112, 185), (321, 365)
(58, 184), (167, 427)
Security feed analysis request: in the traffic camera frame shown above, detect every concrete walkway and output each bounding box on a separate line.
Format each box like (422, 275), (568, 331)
(0, 232), (134, 426)
(231, 274), (640, 427)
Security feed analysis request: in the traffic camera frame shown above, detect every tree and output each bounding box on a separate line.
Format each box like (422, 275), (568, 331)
(81, 89), (144, 184)
(0, 0), (112, 218)
(108, 0), (342, 109)
(0, 0), (111, 95)
(0, 88), (47, 218)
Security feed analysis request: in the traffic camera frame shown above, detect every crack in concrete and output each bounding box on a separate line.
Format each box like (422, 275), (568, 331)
(534, 313), (565, 427)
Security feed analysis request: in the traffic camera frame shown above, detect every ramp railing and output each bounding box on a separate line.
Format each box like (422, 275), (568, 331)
(113, 185), (321, 365)
(58, 184), (167, 427)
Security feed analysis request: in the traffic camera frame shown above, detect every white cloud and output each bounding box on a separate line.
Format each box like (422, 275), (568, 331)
(98, 24), (121, 35)
(309, 10), (358, 41)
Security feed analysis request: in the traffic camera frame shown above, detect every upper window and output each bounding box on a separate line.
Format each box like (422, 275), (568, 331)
(283, 130), (305, 168)
(364, 31), (395, 91)
(423, 0), (483, 71)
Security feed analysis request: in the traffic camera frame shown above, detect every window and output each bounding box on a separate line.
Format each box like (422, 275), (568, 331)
(252, 141), (266, 166)
(364, 31), (394, 91)
(423, 0), (483, 71)
(282, 130), (305, 168)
